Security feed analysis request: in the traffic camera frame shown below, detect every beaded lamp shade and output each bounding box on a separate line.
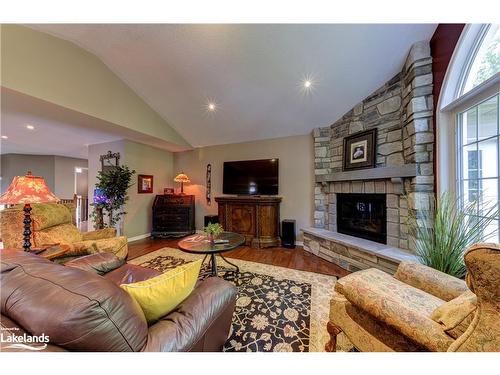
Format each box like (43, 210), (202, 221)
(174, 173), (190, 183)
(174, 173), (190, 194)
(0, 171), (59, 251)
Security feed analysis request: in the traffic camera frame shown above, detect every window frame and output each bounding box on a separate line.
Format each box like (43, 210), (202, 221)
(437, 23), (500, 242)
(456, 92), (500, 241)
(456, 24), (493, 97)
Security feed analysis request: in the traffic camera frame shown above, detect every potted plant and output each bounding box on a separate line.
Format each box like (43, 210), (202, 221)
(204, 222), (224, 245)
(407, 192), (499, 278)
(90, 165), (136, 232)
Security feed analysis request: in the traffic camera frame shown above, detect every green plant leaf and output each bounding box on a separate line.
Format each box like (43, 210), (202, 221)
(407, 191), (499, 278)
(91, 165), (136, 228)
(203, 222), (224, 236)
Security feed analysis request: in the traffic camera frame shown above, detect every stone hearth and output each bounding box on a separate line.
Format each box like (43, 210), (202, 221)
(305, 41), (435, 272)
(302, 228), (418, 273)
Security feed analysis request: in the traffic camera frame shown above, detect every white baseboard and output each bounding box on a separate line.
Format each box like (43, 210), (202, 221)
(296, 241), (304, 247)
(127, 233), (151, 242)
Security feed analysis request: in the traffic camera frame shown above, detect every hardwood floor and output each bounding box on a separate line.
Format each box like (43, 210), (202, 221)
(128, 237), (350, 278)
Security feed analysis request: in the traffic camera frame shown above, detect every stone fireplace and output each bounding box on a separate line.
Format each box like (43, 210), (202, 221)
(303, 41), (435, 273)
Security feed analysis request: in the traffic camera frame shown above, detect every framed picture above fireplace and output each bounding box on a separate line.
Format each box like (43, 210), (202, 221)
(343, 129), (377, 171)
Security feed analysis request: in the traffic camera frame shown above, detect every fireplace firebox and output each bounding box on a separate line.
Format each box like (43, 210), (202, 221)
(336, 193), (387, 244)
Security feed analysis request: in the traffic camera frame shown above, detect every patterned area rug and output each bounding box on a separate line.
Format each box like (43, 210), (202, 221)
(130, 247), (352, 352)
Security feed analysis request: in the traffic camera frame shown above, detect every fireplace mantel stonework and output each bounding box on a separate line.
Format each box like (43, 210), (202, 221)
(304, 41), (434, 272)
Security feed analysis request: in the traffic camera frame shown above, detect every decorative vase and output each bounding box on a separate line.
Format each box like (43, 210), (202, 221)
(208, 234), (215, 246)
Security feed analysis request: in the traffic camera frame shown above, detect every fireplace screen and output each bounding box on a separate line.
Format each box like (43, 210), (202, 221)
(336, 193), (387, 244)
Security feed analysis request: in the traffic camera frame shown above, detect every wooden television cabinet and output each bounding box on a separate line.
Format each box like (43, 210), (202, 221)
(215, 196), (281, 248)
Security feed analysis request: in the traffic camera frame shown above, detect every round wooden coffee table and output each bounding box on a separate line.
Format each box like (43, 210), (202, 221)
(178, 232), (245, 277)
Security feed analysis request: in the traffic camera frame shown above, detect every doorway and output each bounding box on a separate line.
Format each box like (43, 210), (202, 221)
(74, 167), (89, 231)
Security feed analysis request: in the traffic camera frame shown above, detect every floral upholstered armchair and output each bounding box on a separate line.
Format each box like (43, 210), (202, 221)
(326, 243), (499, 352)
(0, 203), (128, 261)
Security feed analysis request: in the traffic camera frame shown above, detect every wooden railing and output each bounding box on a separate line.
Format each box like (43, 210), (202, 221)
(60, 194), (88, 226)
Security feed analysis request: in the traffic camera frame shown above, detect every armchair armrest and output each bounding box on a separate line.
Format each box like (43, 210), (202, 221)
(82, 228), (117, 241)
(448, 243), (500, 352)
(73, 236), (128, 260)
(394, 262), (468, 301)
(64, 253), (125, 275)
(336, 268), (455, 351)
(142, 277), (237, 352)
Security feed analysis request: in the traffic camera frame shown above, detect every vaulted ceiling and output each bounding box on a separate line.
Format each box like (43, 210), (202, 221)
(30, 24), (437, 148)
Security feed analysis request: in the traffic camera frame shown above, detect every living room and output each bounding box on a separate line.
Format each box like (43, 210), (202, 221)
(0, 1), (499, 374)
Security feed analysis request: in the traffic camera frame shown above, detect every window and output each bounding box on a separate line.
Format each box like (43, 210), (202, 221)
(438, 24), (500, 242)
(457, 94), (499, 241)
(461, 25), (500, 95)
(466, 150), (482, 202)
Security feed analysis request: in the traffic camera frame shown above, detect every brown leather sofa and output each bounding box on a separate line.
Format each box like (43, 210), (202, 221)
(0, 250), (237, 352)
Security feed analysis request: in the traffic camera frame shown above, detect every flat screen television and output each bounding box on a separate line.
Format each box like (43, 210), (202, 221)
(223, 158), (279, 196)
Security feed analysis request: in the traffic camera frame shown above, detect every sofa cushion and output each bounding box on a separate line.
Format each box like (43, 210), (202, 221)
(105, 264), (161, 285)
(35, 223), (83, 247)
(329, 292), (424, 351)
(394, 262), (468, 301)
(335, 268), (454, 351)
(121, 260), (202, 323)
(65, 253), (126, 275)
(82, 228), (117, 241)
(85, 236), (128, 260)
(430, 291), (477, 339)
(30, 203), (73, 230)
(0, 208), (25, 249)
(336, 268), (445, 317)
(0, 250), (148, 352)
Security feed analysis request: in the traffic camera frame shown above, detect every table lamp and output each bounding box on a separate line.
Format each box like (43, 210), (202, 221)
(0, 171), (59, 251)
(174, 173), (190, 195)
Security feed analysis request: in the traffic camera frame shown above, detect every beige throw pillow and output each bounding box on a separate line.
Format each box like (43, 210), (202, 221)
(430, 290), (477, 339)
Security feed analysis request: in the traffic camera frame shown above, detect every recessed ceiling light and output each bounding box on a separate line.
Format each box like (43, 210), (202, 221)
(300, 74), (317, 94)
(205, 99), (218, 114)
(1, 135), (8, 139)
(26, 125), (35, 130)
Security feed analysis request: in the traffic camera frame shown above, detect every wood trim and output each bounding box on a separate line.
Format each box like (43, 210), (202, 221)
(325, 321), (343, 352)
(430, 24), (465, 194)
(441, 73), (500, 112)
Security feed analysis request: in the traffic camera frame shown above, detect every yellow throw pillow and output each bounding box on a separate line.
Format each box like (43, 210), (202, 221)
(121, 259), (202, 323)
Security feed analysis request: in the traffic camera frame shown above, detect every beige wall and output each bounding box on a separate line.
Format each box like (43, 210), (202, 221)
(1, 154), (55, 193)
(0, 25), (190, 150)
(173, 134), (314, 240)
(122, 140), (174, 238)
(75, 168), (88, 196)
(1, 153), (87, 198)
(54, 156), (88, 198)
